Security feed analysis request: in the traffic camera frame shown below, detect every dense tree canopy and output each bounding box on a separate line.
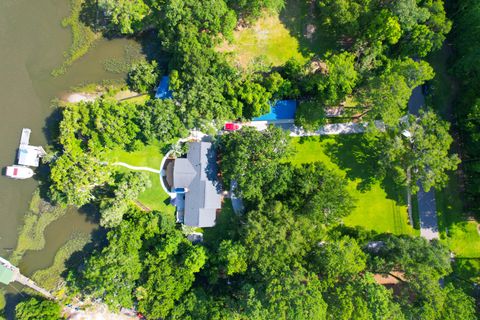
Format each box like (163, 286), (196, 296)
(15, 298), (61, 320)
(48, 0), (479, 318)
(452, 0), (480, 215)
(379, 110), (460, 192)
(99, 0), (150, 34)
(218, 126), (291, 202)
(99, 172), (151, 227)
(127, 60), (159, 93)
(48, 98), (186, 207)
(75, 209), (206, 319)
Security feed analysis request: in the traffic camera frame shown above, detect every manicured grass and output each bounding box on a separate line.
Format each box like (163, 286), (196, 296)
(218, 15), (308, 68)
(105, 143), (164, 168)
(288, 136), (417, 235)
(426, 45), (480, 258)
(105, 143), (174, 214)
(137, 171), (173, 213)
(436, 173), (480, 258)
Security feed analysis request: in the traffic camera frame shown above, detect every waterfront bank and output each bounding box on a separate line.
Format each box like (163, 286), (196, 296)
(0, 0), (141, 301)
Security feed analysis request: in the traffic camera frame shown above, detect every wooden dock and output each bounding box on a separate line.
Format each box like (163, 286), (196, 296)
(0, 256), (54, 299)
(19, 128), (31, 146)
(16, 128), (46, 168)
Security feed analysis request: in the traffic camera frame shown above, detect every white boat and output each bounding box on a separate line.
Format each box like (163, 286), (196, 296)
(5, 165), (34, 180)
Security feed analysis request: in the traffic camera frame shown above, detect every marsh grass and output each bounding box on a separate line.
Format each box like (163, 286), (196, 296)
(52, 0), (99, 77)
(9, 190), (67, 265)
(32, 233), (91, 292)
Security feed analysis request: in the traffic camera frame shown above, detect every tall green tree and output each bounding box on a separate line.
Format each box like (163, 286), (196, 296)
(305, 52), (359, 106)
(15, 298), (61, 320)
(219, 126), (291, 202)
(98, 0), (150, 34)
(229, 0), (286, 19)
(137, 233), (206, 318)
(359, 59), (434, 125)
(127, 60), (159, 93)
(323, 274), (405, 320)
(243, 201), (320, 275)
(283, 162), (355, 225)
(81, 212), (146, 309)
(49, 152), (113, 206)
(380, 110), (460, 193)
(99, 172), (151, 227)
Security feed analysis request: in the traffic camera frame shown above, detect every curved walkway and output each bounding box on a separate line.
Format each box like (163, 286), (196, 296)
(111, 162), (160, 174)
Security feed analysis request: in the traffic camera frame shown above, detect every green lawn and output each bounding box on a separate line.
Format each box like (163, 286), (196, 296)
(105, 143), (174, 214)
(288, 136), (417, 235)
(218, 14), (308, 68)
(203, 199), (240, 249)
(436, 173), (480, 258)
(426, 44), (480, 259)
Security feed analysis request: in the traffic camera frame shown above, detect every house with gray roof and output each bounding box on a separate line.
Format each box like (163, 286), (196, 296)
(172, 142), (222, 227)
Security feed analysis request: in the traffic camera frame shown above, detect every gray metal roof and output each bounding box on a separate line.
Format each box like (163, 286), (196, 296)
(173, 142), (221, 227)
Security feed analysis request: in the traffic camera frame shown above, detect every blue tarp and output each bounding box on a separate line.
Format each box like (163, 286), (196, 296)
(155, 76), (173, 99)
(253, 100), (297, 121)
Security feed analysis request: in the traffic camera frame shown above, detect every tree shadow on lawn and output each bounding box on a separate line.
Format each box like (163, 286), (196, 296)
(324, 134), (406, 205)
(279, 0), (338, 58)
(202, 199), (241, 251)
(448, 258), (480, 296)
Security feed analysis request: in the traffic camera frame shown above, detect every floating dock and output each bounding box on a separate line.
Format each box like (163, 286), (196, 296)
(17, 128), (46, 167)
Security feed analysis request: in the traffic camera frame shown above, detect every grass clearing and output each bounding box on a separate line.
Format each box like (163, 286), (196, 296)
(105, 143), (174, 214)
(32, 233), (91, 292)
(203, 199), (239, 248)
(218, 14), (308, 68)
(10, 190), (68, 265)
(436, 173), (480, 258)
(288, 136), (417, 235)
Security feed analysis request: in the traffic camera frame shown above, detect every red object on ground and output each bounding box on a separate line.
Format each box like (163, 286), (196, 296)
(13, 168), (18, 176)
(224, 122), (240, 131)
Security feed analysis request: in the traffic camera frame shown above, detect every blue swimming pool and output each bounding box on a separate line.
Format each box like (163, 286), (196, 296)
(253, 100), (297, 121)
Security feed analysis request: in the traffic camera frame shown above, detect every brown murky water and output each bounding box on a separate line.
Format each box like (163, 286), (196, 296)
(0, 0), (139, 280)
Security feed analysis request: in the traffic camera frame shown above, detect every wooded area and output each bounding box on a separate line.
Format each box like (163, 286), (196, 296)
(7, 0), (479, 319)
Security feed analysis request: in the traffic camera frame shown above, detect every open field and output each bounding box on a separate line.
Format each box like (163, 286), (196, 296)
(105, 143), (174, 214)
(218, 15), (307, 68)
(288, 136), (417, 235)
(218, 0), (337, 69)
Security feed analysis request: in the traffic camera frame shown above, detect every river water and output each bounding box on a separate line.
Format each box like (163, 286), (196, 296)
(0, 0), (138, 279)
